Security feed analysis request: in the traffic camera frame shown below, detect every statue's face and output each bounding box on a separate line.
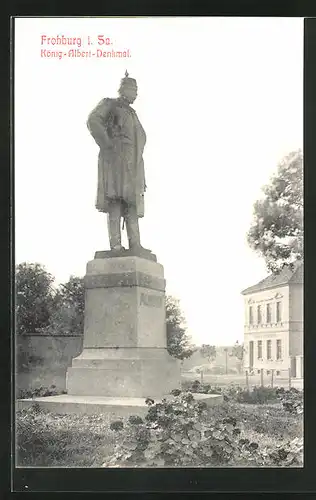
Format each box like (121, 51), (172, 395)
(120, 85), (137, 104)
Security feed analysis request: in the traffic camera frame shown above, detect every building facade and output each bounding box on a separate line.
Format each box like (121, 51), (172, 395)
(241, 263), (303, 378)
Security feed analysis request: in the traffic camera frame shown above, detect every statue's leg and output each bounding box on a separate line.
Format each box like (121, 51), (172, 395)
(125, 204), (141, 250)
(107, 200), (124, 251)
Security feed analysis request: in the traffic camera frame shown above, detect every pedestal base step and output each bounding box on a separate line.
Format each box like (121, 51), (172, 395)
(17, 393), (223, 417)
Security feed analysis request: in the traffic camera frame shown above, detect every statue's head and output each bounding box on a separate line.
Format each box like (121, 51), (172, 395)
(118, 70), (138, 104)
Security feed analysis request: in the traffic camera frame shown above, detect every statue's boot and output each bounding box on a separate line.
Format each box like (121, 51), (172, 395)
(107, 202), (125, 251)
(125, 206), (151, 253)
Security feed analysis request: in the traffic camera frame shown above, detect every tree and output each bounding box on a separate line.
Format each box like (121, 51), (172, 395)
(230, 340), (245, 374)
(15, 262), (55, 335)
(18, 266), (196, 359)
(44, 276), (85, 336)
(247, 150), (303, 273)
(200, 344), (217, 364)
(165, 296), (196, 361)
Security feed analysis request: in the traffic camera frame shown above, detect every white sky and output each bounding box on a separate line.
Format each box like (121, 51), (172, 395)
(14, 17), (303, 346)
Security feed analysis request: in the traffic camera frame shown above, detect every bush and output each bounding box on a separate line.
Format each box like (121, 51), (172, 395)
(276, 387), (303, 415)
(182, 380), (222, 395)
(183, 381), (278, 405)
(235, 386), (278, 404)
(209, 401), (302, 439)
(110, 420), (124, 431)
(267, 437), (303, 466)
(106, 393), (302, 468)
(15, 393), (303, 467)
(107, 394), (243, 467)
(17, 385), (66, 399)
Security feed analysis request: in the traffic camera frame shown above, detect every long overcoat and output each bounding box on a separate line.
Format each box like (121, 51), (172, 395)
(87, 97), (146, 217)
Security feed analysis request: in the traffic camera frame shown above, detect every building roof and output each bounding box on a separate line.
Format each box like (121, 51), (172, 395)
(241, 261), (303, 295)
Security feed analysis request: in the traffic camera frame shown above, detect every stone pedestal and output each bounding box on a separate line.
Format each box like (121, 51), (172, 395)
(66, 253), (181, 398)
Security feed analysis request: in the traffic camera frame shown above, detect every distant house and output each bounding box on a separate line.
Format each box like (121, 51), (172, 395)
(241, 262), (303, 378)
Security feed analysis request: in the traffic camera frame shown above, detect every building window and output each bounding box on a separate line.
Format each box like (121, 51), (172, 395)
(257, 305), (262, 324)
(249, 306), (253, 325)
(276, 301), (282, 323)
(257, 340), (262, 359)
(267, 340), (272, 359)
(276, 339), (282, 360)
(266, 303), (271, 323)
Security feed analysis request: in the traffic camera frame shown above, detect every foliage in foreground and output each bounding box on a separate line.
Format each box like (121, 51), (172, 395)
(183, 380), (279, 405)
(16, 390), (303, 468)
(18, 385), (66, 399)
(107, 392), (303, 468)
(183, 380), (304, 414)
(16, 405), (116, 467)
(276, 387), (304, 415)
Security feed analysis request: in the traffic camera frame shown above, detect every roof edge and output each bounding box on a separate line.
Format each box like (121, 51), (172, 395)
(241, 282), (290, 295)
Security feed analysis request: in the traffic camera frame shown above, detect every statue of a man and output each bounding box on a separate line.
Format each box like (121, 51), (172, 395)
(87, 71), (147, 252)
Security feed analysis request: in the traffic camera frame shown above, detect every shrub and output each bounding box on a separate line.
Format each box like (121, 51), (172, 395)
(235, 386), (278, 404)
(183, 381), (278, 405)
(170, 388), (182, 396)
(17, 385), (66, 399)
(276, 387), (303, 415)
(267, 437), (303, 466)
(108, 393), (243, 467)
(16, 394), (303, 468)
(128, 415), (144, 425)
(107, 393), (302, 468)
(110, 420), (124, 431)
(182, 380), (222, 395)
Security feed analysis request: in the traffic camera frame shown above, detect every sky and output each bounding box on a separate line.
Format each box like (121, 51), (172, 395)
(14, 17), (303, 346)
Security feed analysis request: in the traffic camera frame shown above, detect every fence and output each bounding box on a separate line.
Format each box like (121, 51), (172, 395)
(245, 368), (293, 389)
(182, 367), (303, 390)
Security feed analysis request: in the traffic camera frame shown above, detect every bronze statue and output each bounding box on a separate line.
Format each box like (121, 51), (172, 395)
(87, 71), (147, 252)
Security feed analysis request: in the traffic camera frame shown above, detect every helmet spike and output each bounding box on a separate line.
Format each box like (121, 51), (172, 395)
(119, 71), (137, 92)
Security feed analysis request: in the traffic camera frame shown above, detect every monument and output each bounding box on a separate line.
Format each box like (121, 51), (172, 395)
(66, 71), (181, 399)
(18, 72), (222, 414)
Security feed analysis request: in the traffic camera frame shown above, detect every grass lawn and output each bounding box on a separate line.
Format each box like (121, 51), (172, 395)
(16, 399), (303, 467)
(16, 408), (118, 467)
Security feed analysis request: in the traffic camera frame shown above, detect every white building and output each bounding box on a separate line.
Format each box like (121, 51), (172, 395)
(241, 262), (303, 378)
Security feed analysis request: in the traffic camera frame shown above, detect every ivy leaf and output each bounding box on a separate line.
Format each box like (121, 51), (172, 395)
(184, 447), (194, 456)
(213, 430), (224, 440)
(188, 430), (200, 441)
(123, 439), (138, 451)
(193, 422), (204, 431)
(224, 423), (234, 434)
(181, 438), (190, 445)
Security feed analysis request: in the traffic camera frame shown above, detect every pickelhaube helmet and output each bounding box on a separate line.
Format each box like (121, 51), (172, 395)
(119, 70), (137, 90)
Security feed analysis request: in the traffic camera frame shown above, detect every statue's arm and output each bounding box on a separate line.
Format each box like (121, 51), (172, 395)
(87, 98), (112, 149)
